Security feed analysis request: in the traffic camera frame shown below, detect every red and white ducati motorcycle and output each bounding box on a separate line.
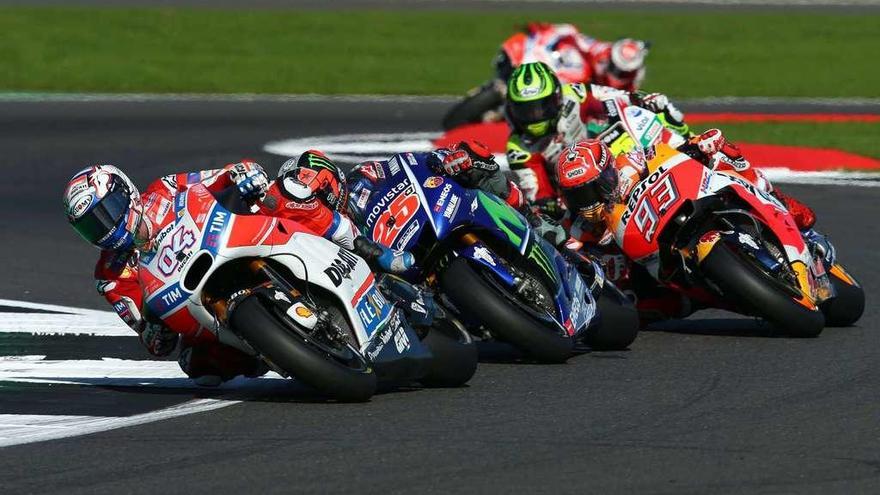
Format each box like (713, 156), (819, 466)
(139, 184), (476, 401)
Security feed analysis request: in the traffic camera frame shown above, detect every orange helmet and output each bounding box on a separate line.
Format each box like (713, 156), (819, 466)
(556, 139), (617, 222)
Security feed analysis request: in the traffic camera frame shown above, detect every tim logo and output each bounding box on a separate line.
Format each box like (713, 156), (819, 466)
(324, 249), (359, 287)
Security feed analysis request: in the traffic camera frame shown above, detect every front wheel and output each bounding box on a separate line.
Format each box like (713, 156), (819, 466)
(229, 295), (377, 402)
(820, 264), (865, 327)
(419, 316), (478, 387)
(582, 283), (639, 350)
(439, 257), (574, 363)
(700, 242), (824, 338)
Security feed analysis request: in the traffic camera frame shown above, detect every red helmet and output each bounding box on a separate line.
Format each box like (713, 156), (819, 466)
(556, 140), (618, 222)
(278, 150), (348, 212)
(605, 39), (648, 90)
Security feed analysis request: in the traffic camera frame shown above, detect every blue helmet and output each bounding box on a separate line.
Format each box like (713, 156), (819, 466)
(63, 165), (143, 251)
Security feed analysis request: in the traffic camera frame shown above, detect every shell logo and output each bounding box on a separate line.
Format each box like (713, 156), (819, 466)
(422, 176), (444, 188)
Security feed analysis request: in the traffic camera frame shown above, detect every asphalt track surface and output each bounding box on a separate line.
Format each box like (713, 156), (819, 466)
(0, 99), (878, 494)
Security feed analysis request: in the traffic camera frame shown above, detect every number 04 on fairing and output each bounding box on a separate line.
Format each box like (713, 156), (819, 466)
(138, 183), (475, 402)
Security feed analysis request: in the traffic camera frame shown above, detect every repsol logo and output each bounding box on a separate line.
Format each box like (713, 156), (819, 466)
(621, 164), (670, 224)
(626, 164), (669, 213)
(324, 249), (360, 287)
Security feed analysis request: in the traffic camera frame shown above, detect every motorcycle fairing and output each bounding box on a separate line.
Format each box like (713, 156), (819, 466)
(606, 148), (825, 306)
(359, 153), (594, 336)
(501, 28), (589, 84)
(140, 185), (427, 367)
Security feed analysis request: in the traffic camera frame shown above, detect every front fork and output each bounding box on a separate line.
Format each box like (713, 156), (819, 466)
(377, 273), (445, 338)
(204, 259), (342, 346)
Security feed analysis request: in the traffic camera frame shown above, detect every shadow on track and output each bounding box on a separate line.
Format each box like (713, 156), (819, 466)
(34, 376), (460, 404)
(476, 340), (631, 364)
(645, 316), (787, 338)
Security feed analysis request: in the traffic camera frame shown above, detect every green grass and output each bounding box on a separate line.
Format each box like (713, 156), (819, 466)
(1, 7), (878, 97)
(692, 121), (880, 159)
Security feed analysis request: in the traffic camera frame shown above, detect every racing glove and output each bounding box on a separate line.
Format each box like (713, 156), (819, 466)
(689, 129), (752, 172)
(638, 92), (669, 113)
(140, 320), (179, 357)
(637, 92), (689, 135)
(513, 168), (540, 202)
(532, 197), (565, 220)
(229, 161), (269, 201)
(524, 209), (569, 248)
(433, 140), (499, 176)
(353, 236), (415, 274)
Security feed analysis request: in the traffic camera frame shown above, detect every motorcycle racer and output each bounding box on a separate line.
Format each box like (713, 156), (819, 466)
(259, 150), (415, 273)
(555, 134), (822, 322)
(442, 24), (650, 130)
(427, 140), (526, 210)
(504, 61), (688, 210)
(63, 158), (413, 385)
(501, 23), (649, 92)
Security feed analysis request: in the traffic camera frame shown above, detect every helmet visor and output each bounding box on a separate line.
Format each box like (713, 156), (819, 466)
(562, 164), (618, 215)
(509, 96), (561, 134)
(607, 65), (638, 87)
(71, 189), (130, 245)
(563, 182), (604, 215)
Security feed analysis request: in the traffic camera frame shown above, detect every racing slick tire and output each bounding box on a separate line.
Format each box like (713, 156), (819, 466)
(439, 257), (574, 363)
(820, 266), (865, 327)
(582, 283), (639, 350)
(701, 242), (824, 338)
(419, 316), (478, 387)
(230, 295), (378, 402)
(441, 83), (504, 130)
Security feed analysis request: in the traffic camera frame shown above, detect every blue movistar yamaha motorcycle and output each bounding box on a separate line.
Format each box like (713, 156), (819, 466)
(348, 152), (638, 362)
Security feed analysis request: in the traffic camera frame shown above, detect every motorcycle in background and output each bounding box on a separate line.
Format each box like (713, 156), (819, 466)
(442, 24), (649, 130)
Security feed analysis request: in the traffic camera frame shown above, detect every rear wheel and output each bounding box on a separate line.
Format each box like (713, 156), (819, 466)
(439, 257), (573, 363)
(229, 295), (377, 402)
(820, 265), (865, 327)
(700, 242), (824, 338)
(419, 316), (478, 387)
(441, 83), (504, 130)
(583, 283), (639, 350)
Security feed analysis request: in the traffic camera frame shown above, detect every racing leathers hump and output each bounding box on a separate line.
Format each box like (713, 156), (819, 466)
(258, 170), (360, 251)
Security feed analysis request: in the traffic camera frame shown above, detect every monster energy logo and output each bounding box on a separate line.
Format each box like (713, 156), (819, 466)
(307, 154), (335, 170)
(527, 243), (557, 283)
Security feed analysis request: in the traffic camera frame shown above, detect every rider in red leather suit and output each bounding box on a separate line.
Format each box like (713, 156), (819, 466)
(554, 131), (816, 324)
(67, 153), (411, 385)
